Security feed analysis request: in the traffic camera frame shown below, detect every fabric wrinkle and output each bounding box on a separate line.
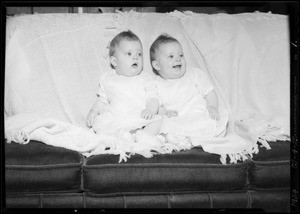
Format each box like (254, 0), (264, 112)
(4, 12), (290, 164)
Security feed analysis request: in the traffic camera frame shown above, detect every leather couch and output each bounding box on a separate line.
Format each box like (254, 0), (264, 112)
(5, 140), (290, 211)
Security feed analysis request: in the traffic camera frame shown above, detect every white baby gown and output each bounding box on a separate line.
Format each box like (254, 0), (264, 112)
(92, 69), (161, 136)
(155, 66), (228, 138)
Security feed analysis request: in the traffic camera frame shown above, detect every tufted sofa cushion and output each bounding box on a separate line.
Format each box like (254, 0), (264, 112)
(5, 140), (290, 211)
(5, 141), (83, 193)
(5, 189), (290, 211)
(249, 140), (290, 189)
(83, 147), (250, 194)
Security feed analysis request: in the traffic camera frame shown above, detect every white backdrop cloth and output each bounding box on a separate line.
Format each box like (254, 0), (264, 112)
(5, 11), (290, 164)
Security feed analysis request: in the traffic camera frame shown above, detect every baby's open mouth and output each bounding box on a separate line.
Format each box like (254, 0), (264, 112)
(132, 63), (138, 68)
(173, 65), (181, 69)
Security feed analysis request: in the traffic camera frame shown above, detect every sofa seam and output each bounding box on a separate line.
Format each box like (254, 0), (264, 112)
(82, 188), (248, 196)
(167, 194), (171, 208)
(252, 160), (290, 165)
(246, 161), (253, 190)
(83, 163), (248, 169)
(40, 193), (43, 208)
(250, 184), (291, 189)
(6, 188), (290, 198)
(245, 160), (252, 190)
(249, 187), (290, 191)
(6, 192), (86, 197)
(123, 196), (127, 208)
(80, 155), (86, 192)
(83, 192), (86, 208)
(247, 190), (252, 208)
(7, 189), (82, 195)
(85, 186), (249, 195)
(207, 193), (213, 208)
(6, 163), (82, 169)
(84, 189), (249, 197)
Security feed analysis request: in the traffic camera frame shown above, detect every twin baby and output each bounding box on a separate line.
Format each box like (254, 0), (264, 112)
(86, 30), (224, 146)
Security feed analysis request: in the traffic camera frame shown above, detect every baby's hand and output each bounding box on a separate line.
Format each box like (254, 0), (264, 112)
(207, 106), (220, 121)
(86, 110), (98, 128)
(141, 109), (155, 120)
(166, 110), (178, 118)
(158, 106), (167, 115)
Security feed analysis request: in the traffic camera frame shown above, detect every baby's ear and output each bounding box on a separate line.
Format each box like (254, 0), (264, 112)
(109, 56), (117, 67)
(151, 60), (160, 71)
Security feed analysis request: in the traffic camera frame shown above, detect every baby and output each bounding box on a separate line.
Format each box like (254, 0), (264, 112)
(150, 34), (228, 143)
(86, 31), (163, 144)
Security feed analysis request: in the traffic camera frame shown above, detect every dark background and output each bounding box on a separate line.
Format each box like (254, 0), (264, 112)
(156, 2), (290, 14)
(5, 2), (291, 16)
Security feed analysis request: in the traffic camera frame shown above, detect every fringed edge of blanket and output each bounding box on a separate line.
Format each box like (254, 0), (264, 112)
(220, 129), (290, 165)
(107, 136), (193, 163)
(219, 140), (263, 165)
(5, 122), (290, 165)
(5, 129), (30, 145)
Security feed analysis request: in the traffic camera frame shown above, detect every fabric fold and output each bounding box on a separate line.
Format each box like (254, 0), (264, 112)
(5, 12), (290, 164)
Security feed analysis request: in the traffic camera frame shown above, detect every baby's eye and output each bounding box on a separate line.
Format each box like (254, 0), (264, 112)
(138, 52), (143, 57)
(180, 54), (184, 57)
(126, 52), (132, 56)
(168, 55), (174, 59)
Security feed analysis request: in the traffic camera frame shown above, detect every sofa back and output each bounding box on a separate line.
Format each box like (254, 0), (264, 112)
(5, 12), (290, 134)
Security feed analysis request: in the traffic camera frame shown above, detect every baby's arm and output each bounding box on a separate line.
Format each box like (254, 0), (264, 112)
(141, 98), (160, 120)
(204, 90), (220, 120)
(86, 99), (108, 127)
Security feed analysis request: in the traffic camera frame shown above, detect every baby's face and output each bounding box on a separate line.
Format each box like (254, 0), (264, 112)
(111, 40), (143, 77)
(153, 42), (186, 79)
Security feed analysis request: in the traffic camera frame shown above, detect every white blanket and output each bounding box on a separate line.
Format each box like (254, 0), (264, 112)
(5, 113), (190, 162)
(5, 11), (290, 164)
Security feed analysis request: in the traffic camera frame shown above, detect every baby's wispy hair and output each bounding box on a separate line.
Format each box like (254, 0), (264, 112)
(149, 34), (179, 75)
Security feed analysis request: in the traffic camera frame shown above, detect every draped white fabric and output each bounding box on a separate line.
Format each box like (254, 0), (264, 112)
(5, 11), (290, 164)
(5, 13), (120, 126)
(178, 12), (290, 132)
